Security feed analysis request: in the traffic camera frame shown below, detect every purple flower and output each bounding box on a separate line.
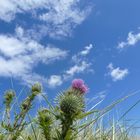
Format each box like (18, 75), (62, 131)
(72, 79), (84, 88)
(80, 84), (88, 93)
(72, 79), (89, 93)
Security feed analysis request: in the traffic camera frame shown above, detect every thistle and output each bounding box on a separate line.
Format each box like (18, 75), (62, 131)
(31, 82), (42, 95)
(1, 83), (42, 140)
(4, 90), (15, 109)
(0, 133), (4, 140)
(59, 94), (85, 139)
(71, 79), (88, 94)
(57, 79), (88, 139)
(3, 90), (15, 126)
(60, 93), (84, 117)
(12, 83), (42, 139)
(1, 79), (92, 140)
(38, 109), (53, 140)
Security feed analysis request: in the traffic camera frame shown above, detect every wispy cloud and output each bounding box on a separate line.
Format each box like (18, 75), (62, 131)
(117, 31), (140, 49)
(107, 63), (129, 81)
(0, 27), (67, 85)
(80, 44), (93, 56)
(47, 75), (63, 88)
(45, 44), (94, 87)
(0, 1), (93, 88)
(64, 44), (94, 79)
(0, 0), (92, 38)
(0, 0), (47, 22)
(0, 24), (94, 88)
(64, 61), (91, 78)
(47, 60), (92, 88)
(72, 44), (93, 63)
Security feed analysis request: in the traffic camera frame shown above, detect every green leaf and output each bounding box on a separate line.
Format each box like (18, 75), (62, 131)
(76, 110), (99, 120)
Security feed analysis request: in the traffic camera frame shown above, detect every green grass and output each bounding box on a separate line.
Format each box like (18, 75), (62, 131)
(0, 82), (140, 140)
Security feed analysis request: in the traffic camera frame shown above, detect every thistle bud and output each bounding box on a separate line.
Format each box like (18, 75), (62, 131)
(4, 90), (15, 107)
(21, 97), (30, 110)
(31, 83), (42, 94)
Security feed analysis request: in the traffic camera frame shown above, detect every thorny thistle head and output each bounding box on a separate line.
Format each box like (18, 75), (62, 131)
(21, 83), (42, 111)
(60, 93), (85, 117)
(4, 90), (15, 108)
(31, 82), (42, 95)
(21, 97), (31, 111)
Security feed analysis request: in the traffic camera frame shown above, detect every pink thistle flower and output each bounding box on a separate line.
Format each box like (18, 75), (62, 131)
(72, 79), (89, 94)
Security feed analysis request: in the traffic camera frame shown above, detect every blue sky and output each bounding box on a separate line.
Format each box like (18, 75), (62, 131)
(0, 0), (140, 120)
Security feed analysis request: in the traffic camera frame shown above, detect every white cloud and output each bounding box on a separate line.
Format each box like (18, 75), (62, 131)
(0, 26), (93, 88)
(64, 44), (94, 79)
(80, 44), (93, 56)
(107, 63), (129, 81)
(72, 44), (93, 63)
(117, 32), (140, 49)
(15, 26), (24, 38)
(0, 28), (67, 84)
(47, 75), (63, 87)
(0, 0), (92, 38)
(65, 61), (91, 77)
(46, 61), (92, 87)
(46, 44), (94, 87)
(0, 0), (93, 87)
(0, 0), (49, 22)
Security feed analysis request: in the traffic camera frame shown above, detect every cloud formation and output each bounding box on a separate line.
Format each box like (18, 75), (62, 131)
(0, 27), (67, 84)
(64, 44), (93, 79)
(47, 75), (63, 88)
(0, 0), (92, 38)
(107, 63), (129, 81)
(80, 44), (93, 56)
(65, 61), (91, 77)
(72, 44), (93, 63)
(117, 31), (140, 49)
(46, 44), (94, 87)
(0, 1), (93, 87)
(0, 25), (94, 87)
